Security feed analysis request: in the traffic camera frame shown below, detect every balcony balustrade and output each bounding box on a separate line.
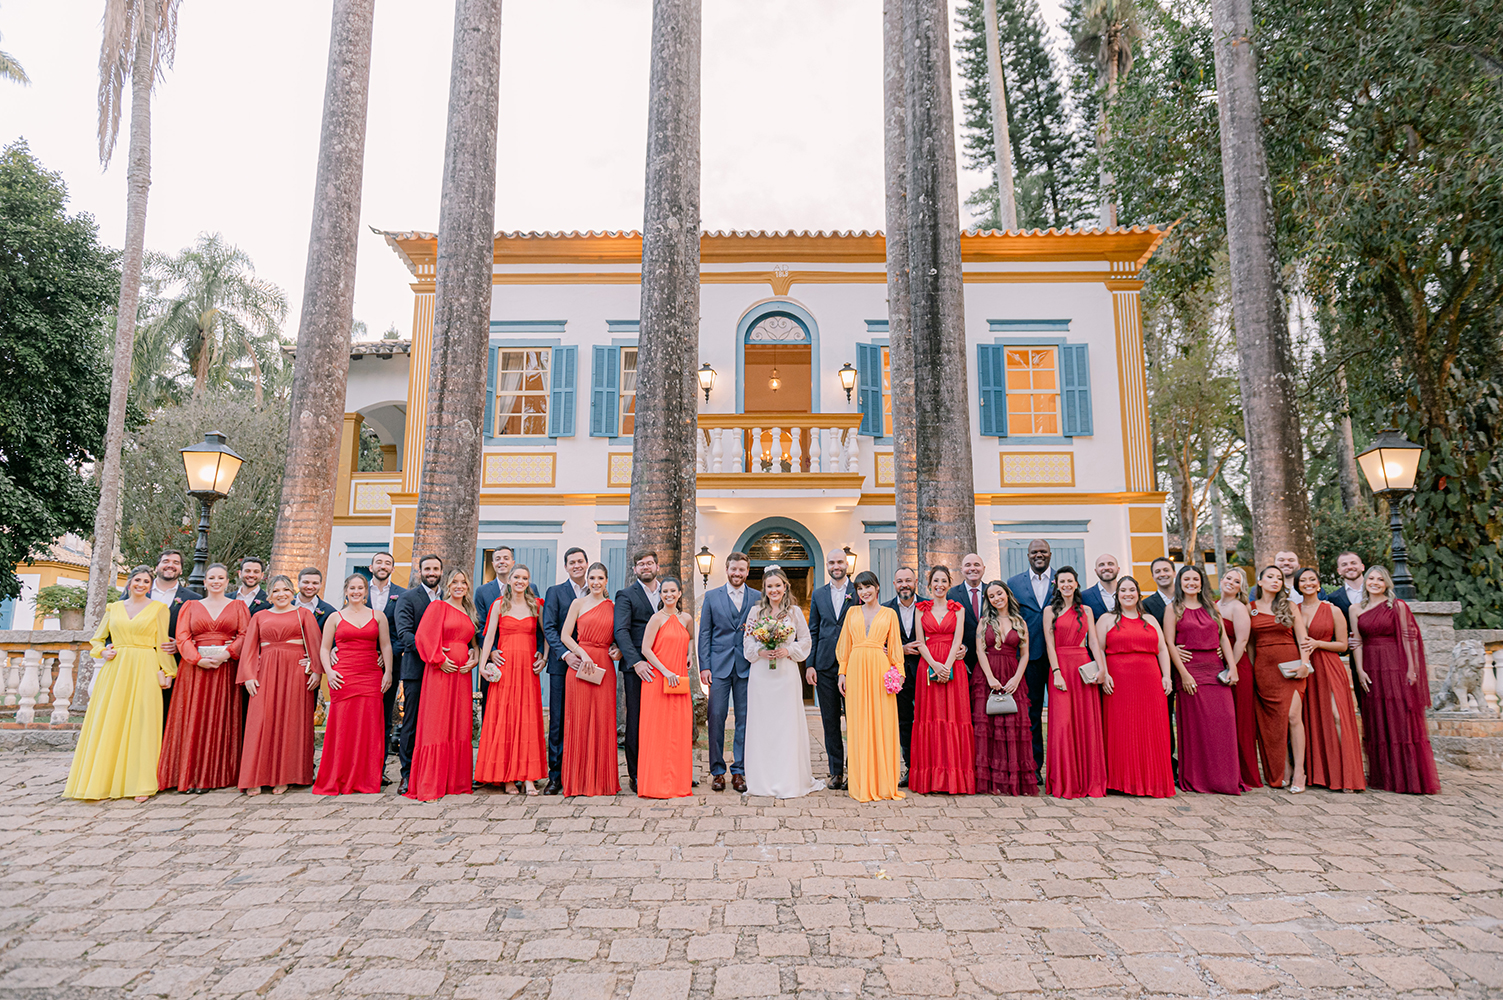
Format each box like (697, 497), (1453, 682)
(696, 412), (864, 478)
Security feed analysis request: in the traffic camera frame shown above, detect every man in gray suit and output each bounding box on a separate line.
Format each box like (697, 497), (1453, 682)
(697, 551), (760, 793)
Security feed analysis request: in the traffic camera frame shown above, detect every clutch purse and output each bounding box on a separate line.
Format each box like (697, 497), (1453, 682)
(1277, 659), (1303, 679)
(1078, 661), (1100, 684)
(1217, 666), (1233, 685)
(575, 660), (605, 686)
(662, 672), (689, 696)
(986, 691), (1018, 716)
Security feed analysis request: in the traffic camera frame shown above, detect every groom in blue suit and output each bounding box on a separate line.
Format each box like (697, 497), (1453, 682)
(1006, 539), (1055, 775)
(697, 551), (759, 793)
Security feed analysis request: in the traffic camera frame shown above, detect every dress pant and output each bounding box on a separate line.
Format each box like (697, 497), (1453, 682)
(896, 658), (918, 768)
(1025, 655), (1049, 771)
(397, 677), (422, 779)
(547, 669), (567, 783)
(814, 666), (845, 778)
(161, 687), (173, 733)
(479, 674), (492, 716)
(622, 667), (643, 783)
(383, 681), (399, 752)
(707, 670), (749, 777)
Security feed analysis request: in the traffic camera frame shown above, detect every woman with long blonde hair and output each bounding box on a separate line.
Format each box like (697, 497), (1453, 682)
(1350, 566), (1439, 793)
(406, 569), (479, 800)
(973, 580), (1036, 795)
(476, 564), (548, 794)
(1217, 567), (1261, 789)
(1250, 566), (1312, 791)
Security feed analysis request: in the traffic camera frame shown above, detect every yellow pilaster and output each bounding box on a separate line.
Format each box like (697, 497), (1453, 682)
(393, 286), (435, 583)
(334, 413), (362, 523)
(1109, 279), (1155, 494)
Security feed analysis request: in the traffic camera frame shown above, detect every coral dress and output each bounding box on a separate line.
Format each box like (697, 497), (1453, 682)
(158, 600), (249, 791)
(475, 611), (547, 784)
(909, 600), (976, 794)
(563, 600), (619, 797)
(1045, 606), (1106, 799)
(1303, 602), (1365, 792)
(1357, 601), (1440, 794)
(974, 622), (1037, 795)
(1250, 609), (1305, 786)
(1175, 608), (1242, 794)
(237, 608), (322, 790)
(836, 605), (904, 802)
(1225, 617), (1263, 789)
(312, 614), (386, 796)
(638, 614), (693, 798)
(1102, 614), (1176, 797)
(66, 602), (175, 800)
(406, 601), (476, 800)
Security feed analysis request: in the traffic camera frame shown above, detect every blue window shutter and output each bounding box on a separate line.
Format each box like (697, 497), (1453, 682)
(513, 544), (556, 591)
(1003, 541), (1029, 578)
(977, 344), (1008, 437)
(590, 345), (620, 438)
(1052, 540), (1085, 575)
(603, 541), (630, 596)
(549, 346), (577, 437)
(856, 342), (883, 436)
(870, 541), (897, 603)
(484, 347), (497, 438)
(1061, 343), (1093, 436)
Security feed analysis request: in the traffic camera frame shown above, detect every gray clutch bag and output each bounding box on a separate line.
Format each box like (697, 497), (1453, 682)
(985, 691), (1018, 716)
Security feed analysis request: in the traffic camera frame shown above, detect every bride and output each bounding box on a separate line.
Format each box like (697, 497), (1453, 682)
(742, 567), (823, 797)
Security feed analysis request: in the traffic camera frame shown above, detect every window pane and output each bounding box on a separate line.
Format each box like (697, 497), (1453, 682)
(491, 346), (550, 435)
(1037, 413), (1059, 434)
(1006, 370), (1031, 391)
(882, 346), (892, 436)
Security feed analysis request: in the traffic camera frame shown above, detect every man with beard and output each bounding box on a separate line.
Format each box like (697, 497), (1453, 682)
(233, 557), (271, 616)
(613, 550), (663, 793)
(1274, 550), (1304, 606)
(884, 566), (923, 784)
(1081, 553), (1121, 620)
(1322, 550), (1369, 709)
(393, 555), (443, 796)
(1140, 557), (1177, 626)
(807, 548), (856, 790)
(1005, 539), (1054, 776)
(150, 549), (200, 729)
(698, 551), (759, 793)
(539, 546), (591, 795)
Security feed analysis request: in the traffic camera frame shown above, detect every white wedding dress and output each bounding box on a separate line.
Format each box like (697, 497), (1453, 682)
(742, 606), (823, 798)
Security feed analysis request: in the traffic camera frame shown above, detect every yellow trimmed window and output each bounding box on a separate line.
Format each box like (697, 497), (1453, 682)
(619, 347), (638, 437)
(1005, 347), (1059, 434)
(495, 349), (551, 436)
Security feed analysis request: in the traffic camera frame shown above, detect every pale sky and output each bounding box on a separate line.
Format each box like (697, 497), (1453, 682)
(2, 0), (1068, 341)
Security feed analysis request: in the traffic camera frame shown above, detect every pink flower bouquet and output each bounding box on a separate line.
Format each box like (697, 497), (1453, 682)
(883, 667), (903, 694)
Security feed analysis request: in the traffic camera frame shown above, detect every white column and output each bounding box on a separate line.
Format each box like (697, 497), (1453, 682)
(50, 650), (76, 725)
(750, 428), (763, 473)
(2, 653), (18, 707)
(710, 428), (724, 473)
(15, 649), (40, 725)
(790, 425), (803, 473)
(695, 429), (707, 472)
(1484, 648), (1499, 716)
(730, 429), (744, 474)
(34, 654), (51, 708)
(809, 425), (823, 473)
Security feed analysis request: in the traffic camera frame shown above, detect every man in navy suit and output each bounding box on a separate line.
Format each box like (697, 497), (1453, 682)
(806, 548), (857, 789)
(1080, 553), (1121, 621)
(540, 546), (590, 795)
(394, 555), (443, 796)
(613, 550), (662, 793)
(1006, 538), (1055, 773)
(1140, 557), (1177, 626)
(698, 551), (760, 793)
(366, 552), (405, 758)
(884, 566), (923, 782)
(946, 553), (988, 674)
(1322, 550), (1368, 708)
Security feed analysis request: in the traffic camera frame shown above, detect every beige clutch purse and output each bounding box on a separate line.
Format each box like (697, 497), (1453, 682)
(575, 660), (605, 685)
(1277, 659), (1303, 679)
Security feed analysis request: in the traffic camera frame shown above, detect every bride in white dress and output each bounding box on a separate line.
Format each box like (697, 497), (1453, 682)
(742, 568), (823, 798)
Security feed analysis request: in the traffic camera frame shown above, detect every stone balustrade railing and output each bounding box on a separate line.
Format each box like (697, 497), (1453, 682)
(0, 630), (95, 725)
(696, 412), (865, 476)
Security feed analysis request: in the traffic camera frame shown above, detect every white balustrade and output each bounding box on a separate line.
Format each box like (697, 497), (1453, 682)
(695, 415), (864, 478)
(710, 428), (724, 473)
(3, 652), (18, 707)
(768, 428), (782, 474)
(15, 649), (40, 725)
(50, 650), (76, 725)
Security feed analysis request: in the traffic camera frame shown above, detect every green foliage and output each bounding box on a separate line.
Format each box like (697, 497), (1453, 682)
(34, 584), (120, 615)
(0, 141), (120, 602)
(118, 393), (288, 571)
(1310, 502), (1390, 588)
(357, 423), (385, 472)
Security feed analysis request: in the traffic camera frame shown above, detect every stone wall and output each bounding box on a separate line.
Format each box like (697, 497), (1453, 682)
(1410, 601), (1460, 702)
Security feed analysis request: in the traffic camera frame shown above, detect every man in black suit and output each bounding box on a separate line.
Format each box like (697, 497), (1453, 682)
(1140, 557), (1176, 626)
(540, 546), (590, 795)
(1322, 550), (1368, 708)
(367, 552), (406, 755)
(884, 566), (923, 782)
(149, 549), (201, 729)
(393, 555), (443, 796)
(806, 548), (856, 789)
(294, 568), (338, 630)
(1005, 539), (1054, 773)
(613, 550), (662, 793)
(232, 557), (272, 617)
(1080, 553), (1121, 621)
(946, 553), (988, 675)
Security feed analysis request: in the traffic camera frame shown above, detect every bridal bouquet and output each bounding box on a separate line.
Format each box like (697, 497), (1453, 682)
(747, 615), (796, 668)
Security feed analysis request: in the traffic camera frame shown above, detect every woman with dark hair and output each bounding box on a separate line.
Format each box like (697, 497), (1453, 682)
(1165, 565), (1242, 794)
(910, 565), (975, 794)
(559, 563), (619, 797)
(477, 565), (548, 794)
(639, 577), (696, 798)
(1098, 577), (1175, 797)
(407, 568), (479, 801)
(836, 570), (904, 802)
(160, 562), (249, 793)
(1042, 567), (1108, 798)
(313, 574), (394, 796)
(1216, 567), (1261, 788)
(238, 574), (323, 795)
(1295, 568), (1365, 792)
(974, 580), (1036, 795)
(1350, 566), (1439, 794)
(1250, 566), (1312, 791)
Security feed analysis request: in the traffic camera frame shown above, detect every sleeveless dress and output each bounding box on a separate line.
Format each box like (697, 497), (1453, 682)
(1045, 606), (1106, 799)
(237, 608), (322, 790)
(159, 600), (249, 791)
(406, 601), (476, 800)
(639, 615), (693, 798)
(475, 612), (547, 784)
(1357, 602), (1439, 794)
(1102, 615), (1175, 797)
(836, 606), (904, 802)
(1303, 602), (1365, 791)
(1224, 616), (1263, 789)
(1175, 608), (1242, 794)
(1250, 609), (1305, 786)
(312, 614), (385, 796)
(974, 623), (1037, 795)
(563, 600), (620, 797)
(909, 600), (976, 794)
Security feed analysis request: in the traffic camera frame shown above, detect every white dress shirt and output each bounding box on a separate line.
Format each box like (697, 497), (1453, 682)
(896, 597), (917, 635)
(1029, 571), (1051, 608)
(368, 580), (392, 614)
(294, 594), (322, 613)
(640, 579), (662, 611)
(1097, 586), (1117, 613)
(150, 582), (180, 605)
(727, 584), (746, 613)
(570, 579), (587, 600)
(235, 586), (261, 608)
(830, 581), (848, 606)
(1344, 581), (1363, 605)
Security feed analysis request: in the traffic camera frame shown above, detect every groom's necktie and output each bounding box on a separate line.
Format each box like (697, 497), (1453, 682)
(971, 586), (981, 617)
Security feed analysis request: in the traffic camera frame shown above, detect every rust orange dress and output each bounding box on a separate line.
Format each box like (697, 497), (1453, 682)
(1303, 602), (1365, 791)
(407, 601), (477, 800)
(159, 600), (249, 791)
(638, 614), (693, 798)
(475, 611), (547, 784)
(563, 600), (619, 797)
(1250, 608), (1305, 786)
(237, 608), (322, 790)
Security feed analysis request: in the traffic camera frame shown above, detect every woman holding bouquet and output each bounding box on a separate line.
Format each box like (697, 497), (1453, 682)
(741, 568), (820, 798)
(910, 566), (976, 795)
(639, 578), (696, 798)
(836, 571), (904, 802)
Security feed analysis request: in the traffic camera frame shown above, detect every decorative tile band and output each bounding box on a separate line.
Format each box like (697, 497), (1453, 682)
(875, 452), (895, 487)
(482, 452), (557, 487)
(1000, 451), (1075, 487)
(352, 481), (395, 514)
(608, 452), (633, 488)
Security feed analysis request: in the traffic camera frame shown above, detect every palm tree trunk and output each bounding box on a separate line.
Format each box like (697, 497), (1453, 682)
(1097, 59), (1118, 228)
(86, 0), (157, 627)
(982, 0), (1017, 231)
(883, 0), (918, 574)
(269, 0), (376, 582)
(629, 0), (701, 595)
(903, 0), (978, 573)
(410, 0), (505, 578)
(1209, 0), (1314, 566)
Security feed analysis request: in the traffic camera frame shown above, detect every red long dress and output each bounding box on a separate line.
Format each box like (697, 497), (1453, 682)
(639, 615), (693, 798)
(475, 611), (547, 784)
(237, 608), (322, 790)
(1101, 615), (1175, 797)
(312, 614), (386, 796)
(1045, 605), (1106, 798)
(1175, 608), (1242, 795)
(563, 601), (619, 797)
(1250, 610), (1305, 786)
(406, 601), (476, 801)
(1225, 618), (1263, 789)
(159, 600), (249, 791)
(1303, 602), (1366, 791)
(909, 600), (976, 795)
(974, 622), (1037, 795)
(1358, 601), (1440, 794)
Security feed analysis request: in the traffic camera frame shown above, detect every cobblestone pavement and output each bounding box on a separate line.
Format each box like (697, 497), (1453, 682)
(2, 715), (1502, 999)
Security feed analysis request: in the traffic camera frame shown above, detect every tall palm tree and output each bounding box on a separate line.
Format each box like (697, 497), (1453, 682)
(1073, 0), (1145, 227)
(0, 7), (29, 85)
(628, 0), (702, 596)
(1209, 0), (1314, 565)
(982, 0), (1017, 230)
(268, 0), (375, 583)
(883, 0), (919, 573)
(903, 0), (978, 572)
(85, 0), (180, 627)
(408, 0), (504, 579)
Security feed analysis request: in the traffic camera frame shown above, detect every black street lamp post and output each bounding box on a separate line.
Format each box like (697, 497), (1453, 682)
(180, 431), (246, 591)
(1356, 429), (1424, 601)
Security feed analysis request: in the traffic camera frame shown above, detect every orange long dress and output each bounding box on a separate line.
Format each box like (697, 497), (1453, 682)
(1250, 609), (1306, 786)
(638, 615), (693, 798)
(407, 601), (476, 801)
(159, 600), (249, 791)
(1303, 602), (1365, 791)
(563, 600), (619, 797)
(475, 612), (547, 784)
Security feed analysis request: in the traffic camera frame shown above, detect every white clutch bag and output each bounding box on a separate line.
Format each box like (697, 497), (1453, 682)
(1277, 660), (1303, 679)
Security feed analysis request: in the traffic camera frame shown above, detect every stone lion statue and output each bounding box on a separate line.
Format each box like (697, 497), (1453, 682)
(1434, 639), (1487, 712)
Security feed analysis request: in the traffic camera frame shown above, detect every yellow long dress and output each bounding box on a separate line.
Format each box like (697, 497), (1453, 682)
(64, 601), (176, 800)
(836, 604), (904, 802)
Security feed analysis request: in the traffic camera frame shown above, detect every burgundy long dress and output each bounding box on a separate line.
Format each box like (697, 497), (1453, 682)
(973, 622), (1037, 795)
(159, 600), (249, 791)
(406, 601), (476, 801)
(312, 614), (386, 796)
(237, 608), (322, 791)
(1225, 617), (1263, 789)
(475, 611), (547, 784)
(909, 600), (975, 795)
(1303, 602), (1366, 791)
(1357, 601), (1439, 794)
(1102, 615), (1175, 797)
(563, 601), (619, 797)
(1175, 608), (1242, 794)
(1045, 605), (1106, 799)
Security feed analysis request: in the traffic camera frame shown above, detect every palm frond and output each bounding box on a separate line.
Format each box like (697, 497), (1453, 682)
(0, 47), (29, 85)
(98, 0), (183, 167)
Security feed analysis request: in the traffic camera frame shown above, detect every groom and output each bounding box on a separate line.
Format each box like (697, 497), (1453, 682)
(697, 551), (759, 793)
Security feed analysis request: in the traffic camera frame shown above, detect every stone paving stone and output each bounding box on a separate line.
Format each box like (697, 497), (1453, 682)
(1241, 929), (1313, 955)
(517, 937), (600, 961)
(629, 969), (692, 1000)
(1277, 956), (1362, 987)
(1201, 958), (1282, 993)
(74, 966), (149, 988)
(1046, 957), (1118, 988)
(657, 904), (712, 932)
(714, 963), (781, 997)
(797, 965), (868, 993)
(723, 900), (777, 926)
(883, 961), (957, 996)
(211, 965), (280, 994)
(1356, 955), (1454, 990)
(2, 965), (79, 988)
(548, 972), (617, 1000)
(970, 960), (1042, 993)
(829, 930), (883, 957)
(795, 902), (850, 928)
(1120, 955), (1205, 994)
(687, 933), (737, 961)
(1435, 950), (1503, 988)
(608, 937), (670, 963)
(1178, 929), (1248, 955)
(441, 938), (505, 961)
(132, 965), (210, 996)
(343, 968), (447, 995)
(454, 975), (531, 1000)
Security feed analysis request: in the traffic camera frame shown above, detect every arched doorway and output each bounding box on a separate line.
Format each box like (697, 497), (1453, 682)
(735, 517), (823, 702)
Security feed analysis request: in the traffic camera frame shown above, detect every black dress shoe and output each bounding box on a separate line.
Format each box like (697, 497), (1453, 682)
(692, 779), (699, 787)
(899, 775), (909, 789)
(711, 774), (726, 792)
(630, 778), (637, 793)
(543, 780), (562, 795)
(828, 775), (845, 790)
(731, 774), (747, 793)
(380, 774), (394, 787)
(397, 777), (408, 795)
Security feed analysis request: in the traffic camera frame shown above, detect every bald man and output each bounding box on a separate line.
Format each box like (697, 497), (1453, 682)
(946, 553), (987, 672)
